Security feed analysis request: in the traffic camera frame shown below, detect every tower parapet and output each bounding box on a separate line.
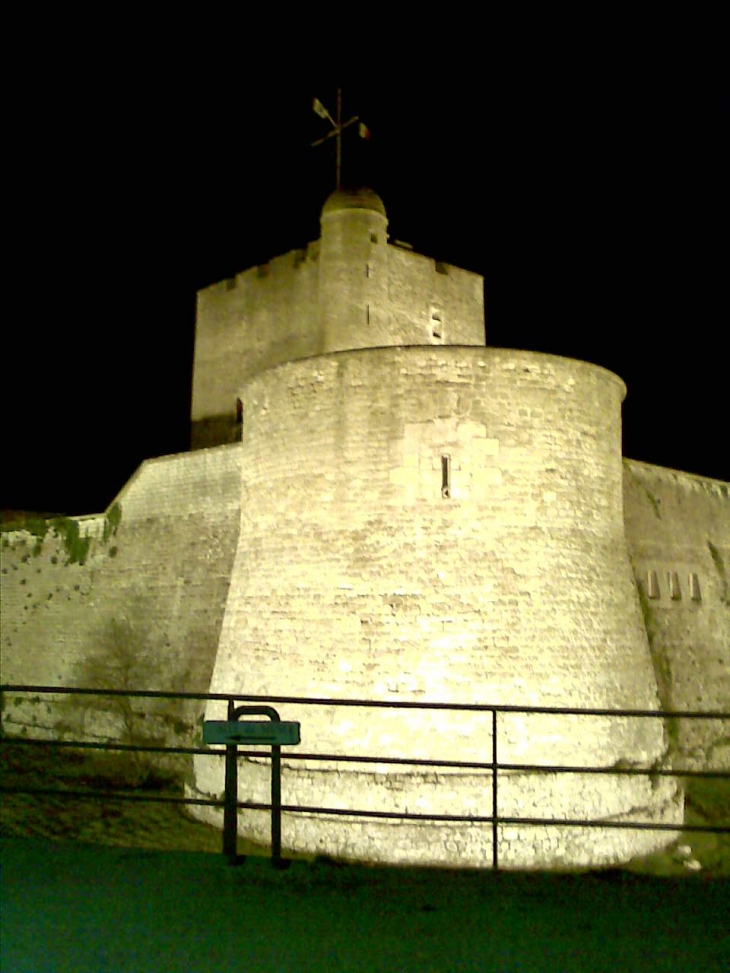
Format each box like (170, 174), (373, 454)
(190, 188), (484, 448)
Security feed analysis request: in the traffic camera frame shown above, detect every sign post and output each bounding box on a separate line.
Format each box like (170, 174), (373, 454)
(203, 703), (301, 867)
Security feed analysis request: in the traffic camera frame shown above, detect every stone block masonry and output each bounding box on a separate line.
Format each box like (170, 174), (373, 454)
(191, 187), (484, 449)
(624, 461), (730, 770)
(193, 346), (684, 867)
(3, 185), (727, 869)
(1, 446), (242, 745)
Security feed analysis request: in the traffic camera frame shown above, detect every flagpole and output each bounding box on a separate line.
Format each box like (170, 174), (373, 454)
(311, 90), (368, 191)
(336, 87), (342, 189)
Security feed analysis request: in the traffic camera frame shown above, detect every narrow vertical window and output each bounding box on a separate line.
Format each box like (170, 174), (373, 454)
(366, 304), (370, 325)
(441, 454), (451, 499)
(235, 398), (243, 442)
(667, 571), (682, 600)
(689, 572), (701, 601)
(647, 570), (660, 599)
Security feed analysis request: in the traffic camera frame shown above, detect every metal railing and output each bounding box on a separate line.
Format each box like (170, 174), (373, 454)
(1, 684), (728, 870)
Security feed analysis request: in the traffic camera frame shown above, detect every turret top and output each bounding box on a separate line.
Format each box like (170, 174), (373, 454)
(321, 187), (387, 220)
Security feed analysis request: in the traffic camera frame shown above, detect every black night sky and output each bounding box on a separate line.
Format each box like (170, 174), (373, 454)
(3, 36), (726, 516)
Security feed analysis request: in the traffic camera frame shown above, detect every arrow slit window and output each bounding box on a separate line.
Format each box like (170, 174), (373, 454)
(647, 570), (660, 599)
(441, 454), (451, 499)
(689, 572), (701, 601)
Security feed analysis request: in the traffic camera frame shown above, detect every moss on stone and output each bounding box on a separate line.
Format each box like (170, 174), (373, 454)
(49, 518), (91, 566)
(102, 502), (122, 544)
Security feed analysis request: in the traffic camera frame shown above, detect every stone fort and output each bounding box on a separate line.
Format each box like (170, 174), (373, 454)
(2, 187), (728, 868)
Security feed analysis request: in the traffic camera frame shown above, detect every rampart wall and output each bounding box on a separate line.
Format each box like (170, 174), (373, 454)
(623, 460), (730, 768)
(1, 446), (241, 744)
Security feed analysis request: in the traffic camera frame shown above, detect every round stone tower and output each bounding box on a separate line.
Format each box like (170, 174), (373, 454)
(318, 187), (390, 352)
(191, 194), (682, 868)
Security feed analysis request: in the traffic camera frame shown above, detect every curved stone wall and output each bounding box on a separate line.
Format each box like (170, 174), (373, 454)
(193, 346), (681, 865)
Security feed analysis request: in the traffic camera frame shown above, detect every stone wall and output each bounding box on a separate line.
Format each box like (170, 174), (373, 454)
(623, 460), (730, 769)
(191, 246), (321, 430)
(1, 446), (241, 745)
(193, 346), (681, 866)
(3, 350), (727, 866)
(191, 191), (484, 448)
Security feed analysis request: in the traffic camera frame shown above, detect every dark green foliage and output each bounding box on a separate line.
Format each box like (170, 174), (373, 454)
(102, 502), (122, 544)
(0, 514), (49, 537)
(49, 517), (91, 565)
(25, 517), (49, 539)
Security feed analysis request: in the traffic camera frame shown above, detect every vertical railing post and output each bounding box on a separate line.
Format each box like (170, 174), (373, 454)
(271, 743), (282, 868)
(223, 698), (238, 864)
(492, 707), (499, 871)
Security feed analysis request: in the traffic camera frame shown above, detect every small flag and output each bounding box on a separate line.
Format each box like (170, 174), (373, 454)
(313, 97), (330, 120)
(358, 122), (371, 140)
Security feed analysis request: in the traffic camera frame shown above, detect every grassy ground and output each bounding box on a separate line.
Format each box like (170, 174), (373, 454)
(1, 741), (727, 875)
(2, 742), (728, 972)
(3, 835), (729, 972)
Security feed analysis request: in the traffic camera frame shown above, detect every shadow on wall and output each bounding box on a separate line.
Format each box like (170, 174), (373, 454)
(57, 612), (204, 788)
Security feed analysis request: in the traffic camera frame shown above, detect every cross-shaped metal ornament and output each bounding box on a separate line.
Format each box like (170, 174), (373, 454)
(311, 88), (370, 190)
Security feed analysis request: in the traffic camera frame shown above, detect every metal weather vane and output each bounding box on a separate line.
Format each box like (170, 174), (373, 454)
(311, 88), (370, 190)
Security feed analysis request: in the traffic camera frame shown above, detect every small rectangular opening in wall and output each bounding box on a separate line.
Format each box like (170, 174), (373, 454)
(689, 572), (701, 601)
(667, 571), (682, 600)
(441, 454), (451, 499)
(366, 263), (371, 278)
(647, 570), (660, 599)
(366, 304), (370, 325)
(435, 261), (449, 275)
(430, 306), (444, 342)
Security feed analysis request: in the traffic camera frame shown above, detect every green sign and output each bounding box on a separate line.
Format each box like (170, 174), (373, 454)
(203, 720), (301, 746)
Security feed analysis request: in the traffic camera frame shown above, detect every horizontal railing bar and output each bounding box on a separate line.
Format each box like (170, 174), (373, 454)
(1, 684), (727, 719)
(279, 751), (728, 778)
(0, 738), (216, 757)
(2, 737), (727, 780)
(495, 762), (730, 779)
(0, 786), (224, 808)
(4, 786), (726, 833)
(244, 802), (730, 833)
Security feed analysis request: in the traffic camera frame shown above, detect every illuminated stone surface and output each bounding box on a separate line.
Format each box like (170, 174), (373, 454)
(2, 189), (727, 866)
(191, 346), (683, 866)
